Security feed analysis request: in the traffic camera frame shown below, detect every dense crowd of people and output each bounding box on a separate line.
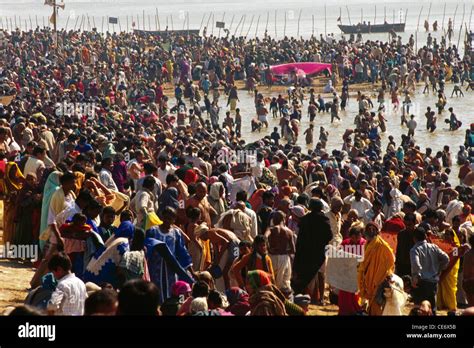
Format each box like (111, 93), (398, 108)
(0, 25), (473, 316)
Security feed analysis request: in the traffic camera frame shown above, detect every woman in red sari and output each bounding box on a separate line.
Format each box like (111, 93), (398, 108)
(338, 223), (366, 315)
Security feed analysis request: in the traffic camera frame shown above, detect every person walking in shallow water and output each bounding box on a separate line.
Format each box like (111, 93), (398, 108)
(425, 107), (437, 133)
(304, 124), (314, 145)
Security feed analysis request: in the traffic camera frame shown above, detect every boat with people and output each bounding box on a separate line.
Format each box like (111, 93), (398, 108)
(338, 22), (405, 34)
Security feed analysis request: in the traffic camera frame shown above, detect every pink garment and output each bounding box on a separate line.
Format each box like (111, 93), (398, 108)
(270, 62), (332, 76)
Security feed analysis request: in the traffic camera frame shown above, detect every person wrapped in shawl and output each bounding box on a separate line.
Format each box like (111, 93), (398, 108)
(117, 227), (150, 287)
(13, 173), (42, 246)
(292, 199), (333, 294)
(157, 186), (180, 218)
(145, 207), (195, 304)
(38, 171), (61, 252)
(208, 182), (228, 225)
(246, 270), (288, 316)
(84, 221), (134, 288)
(357, 222), (395, 315)
(225, 287), (251, 316)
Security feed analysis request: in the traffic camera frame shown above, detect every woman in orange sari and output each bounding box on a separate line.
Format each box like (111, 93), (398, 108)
(357, 222), (395, 315)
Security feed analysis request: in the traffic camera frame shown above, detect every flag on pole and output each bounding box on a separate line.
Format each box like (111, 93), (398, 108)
(109, 17), (118, 24)
(337, 16), (341, 22)
(49, 10), (56, 25)
(44, 0), (54, 6)
(216, 21), (225, 28)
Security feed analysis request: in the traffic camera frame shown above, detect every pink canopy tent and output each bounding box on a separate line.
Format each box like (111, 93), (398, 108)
(269, 62), (332, 76)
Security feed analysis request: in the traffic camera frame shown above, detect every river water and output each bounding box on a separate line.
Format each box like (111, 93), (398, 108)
(235, 84), (471, 174)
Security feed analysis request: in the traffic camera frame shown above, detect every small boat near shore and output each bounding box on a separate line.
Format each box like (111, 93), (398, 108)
(338, 22), (405, 34)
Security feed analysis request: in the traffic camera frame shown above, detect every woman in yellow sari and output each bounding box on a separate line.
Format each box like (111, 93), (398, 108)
(357, 222), (395, 315)
(436, 220), (462, 311)
(2, 153), (25, 243)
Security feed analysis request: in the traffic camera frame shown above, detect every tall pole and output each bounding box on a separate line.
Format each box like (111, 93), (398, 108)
(457, 23), (463, 48)
(283, 11), (286, 37)
(469, 5), (473, 31)
(206, 12), (212, 31)
(199, 13), (205, 32)
(415, 30), (418, 52)
(325, 4), (327, 36)
(453, 4), (459, 28)
(245, 14), (254, 37)
(229, 14), (235, 32)
(255, 14), (261, 38)
(265, 11), (269, 34)
(101, 16), (104, 33)
(442, 2), (447, 30)
(126, 15), (129, 32)
(35, 15), (38, 28)
(346, 6), (352, 25)
(361, 8), (363, 24)
(52, 0), (57, 47)
(312, 14), (315, 37)
(65, 14), (70, 31)
(417, 6), (423, 32)
(218, 12), (225, 37)
(427, 2), (432, 23)
(458, 4), (466, 48)
(29, 15), (32, 31)
(210, 13), (214, 35)
(374, 5), (377, 24)
(157, 9), (161, 30)
(234, 15), (243, 36)
(274, 10), (277, 38)
(143, 10), (145, 31)
(384, 6), (386, 23)
(240, 15), (246, 36)
(74, 15), (79, 30)
(297, 9), (302, 38)
(53, 0), (56, 32)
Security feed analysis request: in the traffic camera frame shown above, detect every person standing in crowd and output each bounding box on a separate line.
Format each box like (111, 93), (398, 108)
(410, 226), (450, 315)
(47, 252), (87, 316)
(292, 199), (332, 303)
(357, 222), (395, 315)
(264, 211), (295, 292)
